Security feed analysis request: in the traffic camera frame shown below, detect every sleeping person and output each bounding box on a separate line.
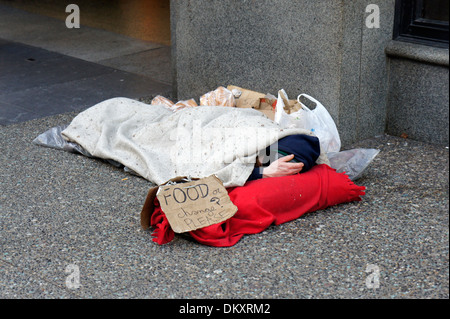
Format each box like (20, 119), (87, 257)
(247, 134), (321, 182)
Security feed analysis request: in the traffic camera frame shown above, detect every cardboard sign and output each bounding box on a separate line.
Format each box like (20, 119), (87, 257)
(156, 175), (238, 233)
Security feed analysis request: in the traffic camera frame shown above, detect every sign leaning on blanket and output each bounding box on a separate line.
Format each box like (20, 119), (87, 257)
(156, 176), (238, 233)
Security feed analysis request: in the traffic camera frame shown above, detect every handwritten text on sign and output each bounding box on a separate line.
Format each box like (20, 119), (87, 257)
(156, 176), (238, 233)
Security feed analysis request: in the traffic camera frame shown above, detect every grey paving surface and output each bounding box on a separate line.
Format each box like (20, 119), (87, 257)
(0, 111), (448, 299)
(0, 40), (171, 126)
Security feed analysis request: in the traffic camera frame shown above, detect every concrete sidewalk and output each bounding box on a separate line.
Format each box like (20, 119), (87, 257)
(0, 3), (448, 300)
(0, 111), (448, 299)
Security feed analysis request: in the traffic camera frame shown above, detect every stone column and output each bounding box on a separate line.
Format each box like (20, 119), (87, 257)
(170, 0), (396, 147)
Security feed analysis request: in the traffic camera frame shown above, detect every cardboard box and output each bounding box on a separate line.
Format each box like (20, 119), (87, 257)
(227, 85), (302, 120)
(227, 85), (276, 121)
(227, 85), (265, 109)
(141, 175), (237, 233)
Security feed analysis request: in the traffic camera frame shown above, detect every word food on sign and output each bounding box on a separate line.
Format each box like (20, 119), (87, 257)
(156, 175), (237, 233)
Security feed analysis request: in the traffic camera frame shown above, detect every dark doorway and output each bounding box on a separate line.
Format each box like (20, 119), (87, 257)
(0, 0), (171, 45)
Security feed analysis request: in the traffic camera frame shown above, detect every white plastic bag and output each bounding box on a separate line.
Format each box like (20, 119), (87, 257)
(275, 91), (341, 154)
(274, 89), (292, 127)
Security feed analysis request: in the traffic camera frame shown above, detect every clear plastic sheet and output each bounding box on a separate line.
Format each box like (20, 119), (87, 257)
(327, 148), (380, 181)
(150, 96), (198, 112)
(172, 98), (198, 111)
(150, 95), (175, 109)
(200, 86), (236, 107)
(32, 125), (134, 171)
(32, 125), (91, 156)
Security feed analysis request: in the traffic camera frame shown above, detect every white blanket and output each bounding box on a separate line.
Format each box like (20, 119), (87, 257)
(62, 98), (329, 187)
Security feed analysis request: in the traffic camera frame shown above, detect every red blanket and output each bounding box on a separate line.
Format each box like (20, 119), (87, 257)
(146, 164), (366, 247)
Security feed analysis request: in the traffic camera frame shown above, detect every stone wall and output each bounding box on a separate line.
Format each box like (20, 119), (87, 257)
(386, 41), (449, 146)
(170, 0), (448, 146)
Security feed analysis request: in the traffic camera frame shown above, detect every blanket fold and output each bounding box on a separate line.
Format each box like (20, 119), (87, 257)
(146, 164), (366, 247)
